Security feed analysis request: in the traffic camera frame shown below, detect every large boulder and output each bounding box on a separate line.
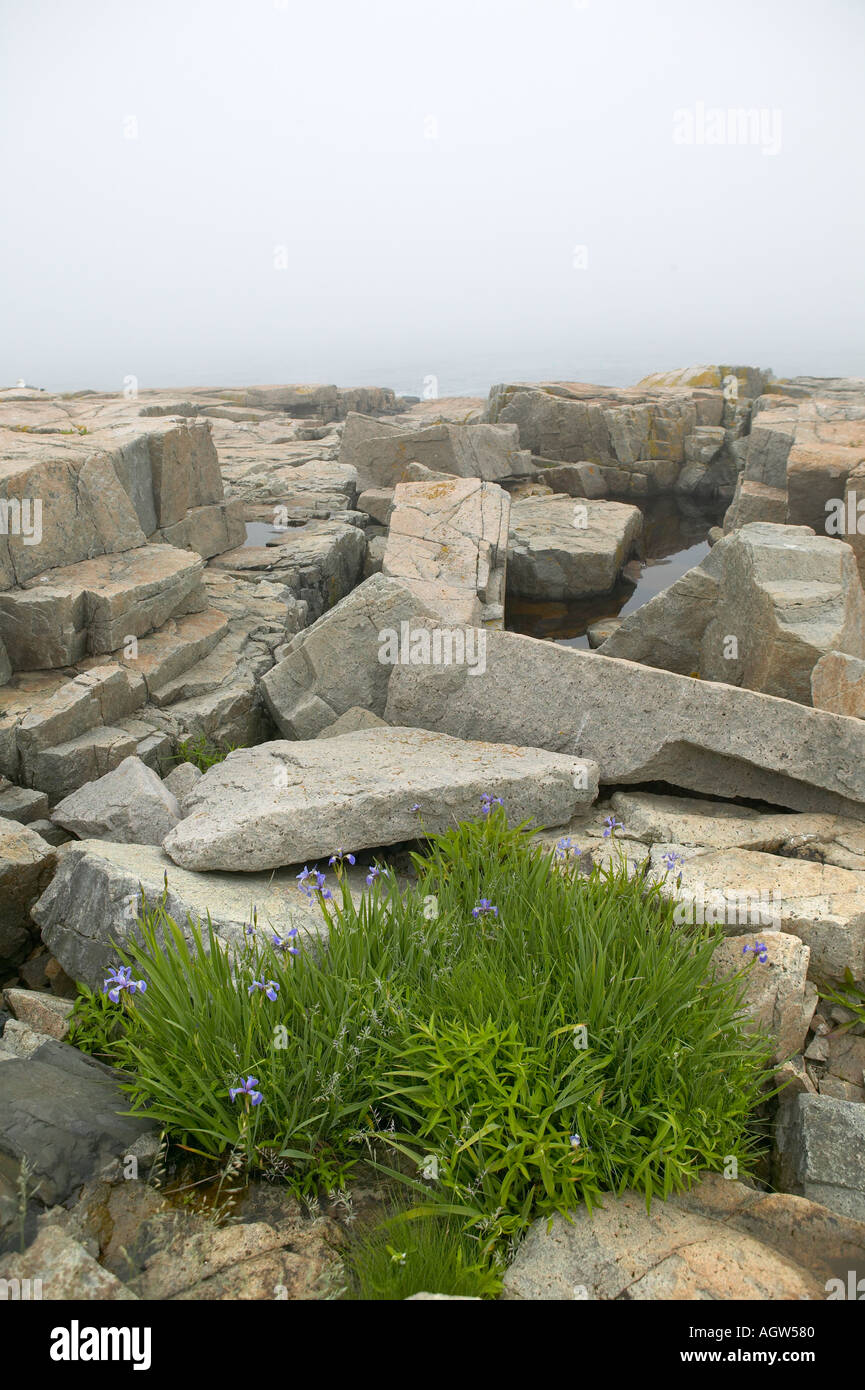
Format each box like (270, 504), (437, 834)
(507, 496), (642, 600)
(599, 523), (865, 705)
(383, 623), (865, 821)
(700, 524), (865, 703)
(163, 727), (599, 872)
(502, 1173), (863, 1300)
(0, 544), (206, 670)
(339, 413), (533, 492)
(51, 755), (181, 845)
(775, 1094), (865, 1222)
(30, 838), (342, 991)
(0, 1039), (157, 1206)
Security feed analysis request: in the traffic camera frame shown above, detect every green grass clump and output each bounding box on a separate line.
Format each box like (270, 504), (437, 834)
(341, 1211), (502, 1300)
(105, 808), (773, 1271)
(67, 983), (126, 1062)
(173, 734), (240, 773)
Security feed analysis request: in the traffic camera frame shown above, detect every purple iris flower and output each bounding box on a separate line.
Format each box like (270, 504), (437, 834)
(249, 978), (280, 1001)
(602, 816), (623, 839)
(229, 1076), (263, 1106)
(272, 928), (299, 956)
(480, 793), (504, 816)
(555, 837), (578, 859)
(472, 898), (498, 919)
(742, 941), (769, 964)
(329, 848), (356, 866)
(102, 966), (147, 1003)
(366, 865), (382, 886)
(662, 851), (684, 881)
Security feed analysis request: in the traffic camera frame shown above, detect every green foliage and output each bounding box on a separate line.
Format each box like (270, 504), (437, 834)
(107, 809), (773, 1262)
(341, 1211), (503, 1300)
(67, 983), (132, 1062)
(819, 969), (865, 1030)
(172, 734), (239, 773)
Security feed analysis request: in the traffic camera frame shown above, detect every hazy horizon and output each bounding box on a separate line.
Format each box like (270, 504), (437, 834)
(2, 0), (863, 397)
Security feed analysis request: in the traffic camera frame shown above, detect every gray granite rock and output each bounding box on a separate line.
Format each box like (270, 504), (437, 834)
(163, 726), (599, 872)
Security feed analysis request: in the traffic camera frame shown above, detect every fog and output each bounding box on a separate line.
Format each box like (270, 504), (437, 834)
(2, 0), (863, 396)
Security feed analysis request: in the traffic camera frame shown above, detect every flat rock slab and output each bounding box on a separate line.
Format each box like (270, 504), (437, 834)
(0, 1039), (156, 1206)
(502, 1173), (865, 1300)
(163, 726), (599, 872)
(31, 838), (346, 991)
(507, 496), (642, 600)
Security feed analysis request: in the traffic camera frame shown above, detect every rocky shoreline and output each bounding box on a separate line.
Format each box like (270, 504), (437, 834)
(2, 364), (865, 1301)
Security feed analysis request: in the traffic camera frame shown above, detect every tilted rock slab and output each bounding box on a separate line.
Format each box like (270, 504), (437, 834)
(700, 523), (865, 704)
(163, 726), (599, 872)
(383, 623), (865, 821)
(382, 477), (509, 627)
(31, 838), (346, 990)
(260, 573), (439, 740)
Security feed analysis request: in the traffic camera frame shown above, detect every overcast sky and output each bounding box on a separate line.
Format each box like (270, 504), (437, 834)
(2, 0), (863, 396)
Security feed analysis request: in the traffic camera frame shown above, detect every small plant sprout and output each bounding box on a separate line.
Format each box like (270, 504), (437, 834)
(742, 941), (769, 964)
(102, 966), (147, 1004)
(471, 898), (498, 919)
(329, 848), (356, 867)
(229, 1076), (263, 1107)
(602, 816), (623, 839)
(480, 793), (504, 816)
(272, 929), (300, 957)
(249, 978), (280, 1001)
